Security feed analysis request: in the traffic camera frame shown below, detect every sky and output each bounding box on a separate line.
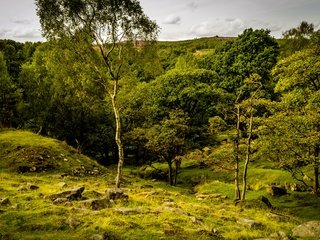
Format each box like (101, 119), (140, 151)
(0, 0), (319, 42)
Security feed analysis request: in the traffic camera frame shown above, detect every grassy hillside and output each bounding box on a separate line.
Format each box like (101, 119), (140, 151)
(0, 129), (103, 175)
(0, 130), (319, 239)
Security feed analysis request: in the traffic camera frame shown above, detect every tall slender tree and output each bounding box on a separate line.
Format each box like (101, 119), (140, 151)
(35, 0), (159, 188)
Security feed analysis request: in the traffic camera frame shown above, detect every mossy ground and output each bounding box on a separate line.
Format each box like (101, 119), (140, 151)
(0, 130), (319, 239)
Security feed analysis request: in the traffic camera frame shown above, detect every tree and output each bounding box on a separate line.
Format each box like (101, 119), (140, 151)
(202, 28), (279, 93)
(143, 110), (190, 185)
(0, 52), (20, 127)
(281, 21), (316, 56)
(259, 47), (320, 194)
(36, 0), (159, 188)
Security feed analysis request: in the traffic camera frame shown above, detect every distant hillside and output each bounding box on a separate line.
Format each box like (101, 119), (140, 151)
(0, 129), (104, 175)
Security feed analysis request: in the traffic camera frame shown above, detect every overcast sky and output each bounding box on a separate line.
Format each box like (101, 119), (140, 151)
(0, 0), (319, 42)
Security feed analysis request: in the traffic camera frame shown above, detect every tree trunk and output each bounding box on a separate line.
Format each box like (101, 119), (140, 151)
(234, 105), (241, 200)
(241, 111), (253, 200)
(314, 145), (319, 195)
(112, 80), (124, 189)
(168, 160), (173, 186)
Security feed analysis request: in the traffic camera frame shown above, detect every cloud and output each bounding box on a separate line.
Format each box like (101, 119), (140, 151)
(190, 18), (245, 37)
(0, 26), (42, 41)
(186, 2), (198, 10)
(12, 19), (31, 25)
(163, 15), (181, 25)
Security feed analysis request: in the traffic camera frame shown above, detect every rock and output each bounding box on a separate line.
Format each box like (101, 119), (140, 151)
(66, 217), (81, 229)
(17, 185), (28, 191)
(91, 234), (104, 240)
(106, 188), (128, 201)
(49, 186), (85, 201)
(237, 218), (264, 229)
(196, 193), (223, 200)
(0, 198), (11, 206)
(270, 186), (287, 196)
(114, 207), (143, 215)
(258, 196), (273, 209)
(292, 221), (320, 238)
(58, 182), (67, 188)
(267, 212), (290, 222)
(270, 231), (290, 240)
(53, 198), (70, 205)
(80, 198), (111, 210)
(27, 183), (39, 190)
(140, 184), (154, 189)
(163, 202), (176, 207)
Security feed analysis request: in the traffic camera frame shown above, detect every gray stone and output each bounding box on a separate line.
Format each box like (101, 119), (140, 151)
(270, 231), (290, 240)
(106, 188), (128, 201)
(17, 185), (27, 191)
(58, 182), (67, 188)
(292, 221), (320, 238)
(80, 198), (111, 210)
(91, 234), (104, 240)
(49, 186), (85, 201)
(53, 198), (70, 205)
(66, 217), (81, 229)
(237, 218), (264, 229)
(27, 183), (39, 190)
(114, 207), (143, 215)
(0, 198), (10, 206)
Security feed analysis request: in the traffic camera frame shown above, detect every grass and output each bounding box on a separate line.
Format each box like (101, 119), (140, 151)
(0, 129), (319, 239)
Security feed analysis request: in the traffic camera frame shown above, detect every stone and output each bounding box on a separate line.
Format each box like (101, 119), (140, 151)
(114, 207), (143, 215)
(237, 218), (264, 229)
(270, 231), (290, 240)
(270, 186), (287, 196)
(140, 184), (154, 189)
(106, 188), (128, 201)
(292, 221), (320, 238)
(0, 198), (10, 206)
(91, 234), (104, 240)
(66, 217), (81, 229)
(163, 202), (176, 207)
(17, 185), (28, 191)
(27, 183), (39, 190)
(258, 196), (273, 209)
(49, 186), (85, 201)
(80, 198), (111, 210)
(58, 182), (67, 188)
(53, 198), (70, 205)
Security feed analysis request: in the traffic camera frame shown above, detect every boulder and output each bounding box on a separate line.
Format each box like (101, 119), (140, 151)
(270, 186), (287, 196)
(292, 221), (320, 238)
(237, 218), (264, 229)
(80, 198), (111, 210)
(27, 183), (39, 190)
(53, 198), (70, 205)
(58, 182), (67, 188)
(114, 207), (143, 215)
(49, 186), (85, 201)
(0, 198), (10, 206)
(106, 188), (128, 201)
(66, 217), (81, 229)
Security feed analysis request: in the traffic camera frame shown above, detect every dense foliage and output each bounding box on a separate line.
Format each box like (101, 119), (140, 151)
(0, 21), (319, 192)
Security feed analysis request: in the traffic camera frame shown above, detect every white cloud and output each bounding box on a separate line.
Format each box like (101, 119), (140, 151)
(190, 18), (245, 38)
(0, 26), (42, 41)
(163, 15), (181, 25)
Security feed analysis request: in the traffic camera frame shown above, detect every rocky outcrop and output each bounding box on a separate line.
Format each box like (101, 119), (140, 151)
(49, 186), (85, 201)
(292, 221), (320, 238)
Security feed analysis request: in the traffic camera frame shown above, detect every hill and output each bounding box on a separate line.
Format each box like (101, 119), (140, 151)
(0, 129), (104, 175)
(0, 130), (319, 239)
